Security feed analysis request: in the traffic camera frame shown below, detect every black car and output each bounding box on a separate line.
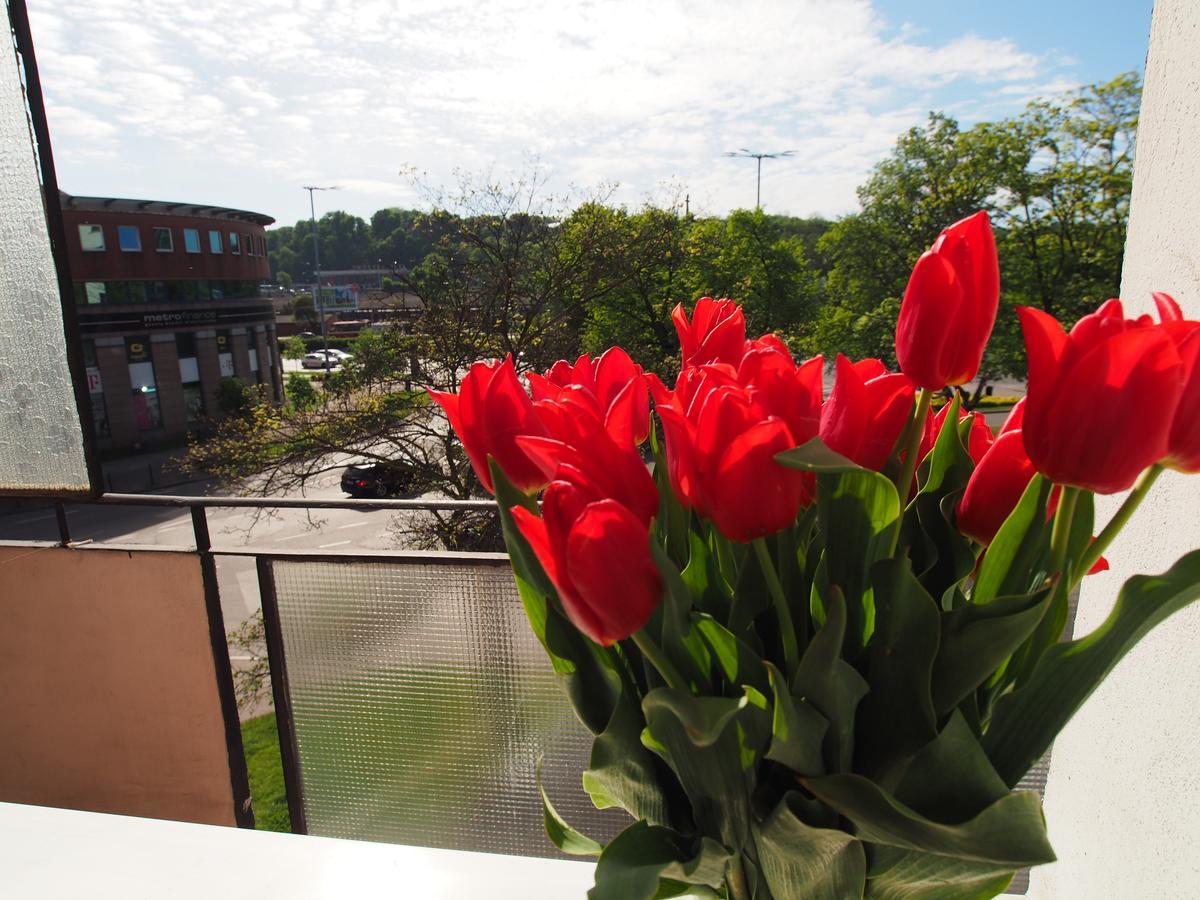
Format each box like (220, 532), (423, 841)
(341, 463), (415, 498)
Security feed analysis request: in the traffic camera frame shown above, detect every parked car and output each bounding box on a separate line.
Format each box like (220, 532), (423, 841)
(301, 351), (339, 369)
(341, 463), (416, 498)
(326, 349), (354, 362)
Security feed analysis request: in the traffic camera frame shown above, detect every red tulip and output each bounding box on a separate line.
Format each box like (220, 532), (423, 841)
(820, 355), (916, 471)
(1152, 293), (1200, 473)
(673, 297), (747, 367)
(526, 347), (651, 446)
(919, 402), (995, 466)
(518, 403), (659, 527)
(656, 374), (809, 542)
(956, 430), (1037, 545)
(737, 348), (824, 449)
(896, 211), (1000, 389)
(511, 485), (661, 647)
(1018, 300), (1185, 493)
(427, 356), (547, 494)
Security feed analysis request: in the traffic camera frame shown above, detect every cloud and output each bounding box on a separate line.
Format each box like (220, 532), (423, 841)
(28, 0), (1074, 222)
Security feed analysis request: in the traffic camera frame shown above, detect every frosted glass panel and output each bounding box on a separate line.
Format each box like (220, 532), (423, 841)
(270, 557), (627, 857)
(0, 38), (89, 492)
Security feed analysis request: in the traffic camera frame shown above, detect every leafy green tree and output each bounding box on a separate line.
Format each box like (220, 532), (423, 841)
(277, 270), (293, 289)
(681, 208), (823, 342)
(282, 335), (306, 360)
(285, 372), (318, 410)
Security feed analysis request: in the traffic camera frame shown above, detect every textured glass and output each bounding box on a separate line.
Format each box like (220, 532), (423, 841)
(0, 42), (89, 492)
(271, 558), (628, 857)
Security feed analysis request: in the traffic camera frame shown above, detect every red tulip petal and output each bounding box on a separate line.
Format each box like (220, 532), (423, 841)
(1038, 327), (1183, 492)
(821, 354), (869, 464)
(999, 398), (1026, 435)
(710, 418), (807, 542)
(1154, 292), (1183, 323)
(956, 430), (1036, 545)
(897, 250), (962, 389)
(1166, 327), (1200, 472)
(564, 500), (662, 645)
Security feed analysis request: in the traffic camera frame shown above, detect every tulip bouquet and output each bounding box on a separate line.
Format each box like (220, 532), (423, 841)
(430, 211), (1200, 899)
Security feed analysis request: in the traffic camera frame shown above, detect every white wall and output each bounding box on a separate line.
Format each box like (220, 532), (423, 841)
(1031, 0), (1200, 895)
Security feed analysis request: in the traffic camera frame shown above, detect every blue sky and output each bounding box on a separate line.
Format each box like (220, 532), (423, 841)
(29, 0), (1153, 229)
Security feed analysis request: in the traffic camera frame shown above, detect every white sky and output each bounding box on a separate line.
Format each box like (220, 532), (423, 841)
(30, 0), (1085, 225)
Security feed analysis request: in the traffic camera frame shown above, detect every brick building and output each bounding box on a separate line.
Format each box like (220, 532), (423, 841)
(60, 192), (279, 450)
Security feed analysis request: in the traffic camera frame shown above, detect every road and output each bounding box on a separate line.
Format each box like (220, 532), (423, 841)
(0, 467), (422, 631)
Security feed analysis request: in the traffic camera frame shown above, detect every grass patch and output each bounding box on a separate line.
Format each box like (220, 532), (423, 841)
(242, 712), (291, 832)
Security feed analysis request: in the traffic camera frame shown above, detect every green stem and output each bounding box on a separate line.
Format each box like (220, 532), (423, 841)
(631, 629), (690, 693)
(1048, 485), (1080, 580)
(753, 538), (800, 677)
(1071, 464), (1164, 593)
(894, 387), (933, 500)
(726, 855), (751, 900)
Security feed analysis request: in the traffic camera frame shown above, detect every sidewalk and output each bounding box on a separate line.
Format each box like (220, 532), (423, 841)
(97, 445), (208, 494)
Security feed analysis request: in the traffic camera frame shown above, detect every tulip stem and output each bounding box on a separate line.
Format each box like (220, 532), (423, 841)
(631, 629), (690, 693)
(894, 387), (933, 501)
(1048, 485), (1080, 581)
(1071, 464), (1164, 593)
(753, 538), (800, 677)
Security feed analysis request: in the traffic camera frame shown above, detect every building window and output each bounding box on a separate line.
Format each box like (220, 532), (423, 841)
(154, 227), (173, 252)
(82, 339), (110, 439)
(117, 225), (142, 252)
(126, 336), (161, 431)
(78, 224), (105, 252)
(82, 282), (106, 305)
(209, 230), (223, 254)
(250, 347), (261, 384)
(177, 333), (204, 423)
(184, 228), (201, 253)
(244, 233), (254, 255)
(216, 329), (234, 377)
(230, 232), (240, 255)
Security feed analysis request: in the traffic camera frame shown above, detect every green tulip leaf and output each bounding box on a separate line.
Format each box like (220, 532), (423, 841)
(904, 399), (978, 600)
(694, 613), (770, 696)
(584, 685), (674, 826)
(536, 756), (604, 857)
(931, 589), (1051, 717)
(983, 548), (1200, 786)
(888, 712), (1008, 824)
(588, 820), (732, 900)
(857, 558), (940, 773)
(642, 688), (748, 748)
(792, 588), (869, 774)
(775, 436), (864, 473)
(754, 791), (867, 899)
(682, 530), (732, 620)
(971, 475), (1053, 606)
(801, 774), (1055, 869)
(650, 540), (713, 692)
(642, 686), (769, 849)
(814, 468), (902, 652)
(866, 845), (1015, 899)
(764, 661), (828, 776)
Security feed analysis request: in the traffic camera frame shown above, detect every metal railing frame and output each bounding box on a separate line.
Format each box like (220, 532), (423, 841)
(32, 492), (504, 835)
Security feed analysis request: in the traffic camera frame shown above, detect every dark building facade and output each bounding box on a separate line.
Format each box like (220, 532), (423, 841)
(60, 192), (279, 451)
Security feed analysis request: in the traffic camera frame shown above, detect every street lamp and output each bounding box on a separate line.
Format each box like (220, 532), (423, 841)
(302, 185), (340, 373)
(721, 149), (795, 209)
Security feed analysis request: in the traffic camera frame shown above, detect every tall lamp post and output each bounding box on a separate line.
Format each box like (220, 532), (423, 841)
(722, 148), (795, 209)
(302, 185), (339, 372)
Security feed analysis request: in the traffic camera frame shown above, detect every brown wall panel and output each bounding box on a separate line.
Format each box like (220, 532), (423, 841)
(0, 546), (237, 825)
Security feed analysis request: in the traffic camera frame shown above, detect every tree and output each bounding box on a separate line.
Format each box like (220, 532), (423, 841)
(277, 270), (293, 289)
(811, 74), (1140, 397)
(282, 335), (306, 360)
(285, 372), (318, 410)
